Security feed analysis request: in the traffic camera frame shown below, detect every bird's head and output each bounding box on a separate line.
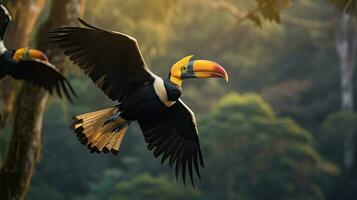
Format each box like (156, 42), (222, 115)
(169, 55), (228, 86)
(0, 4), (11, 40)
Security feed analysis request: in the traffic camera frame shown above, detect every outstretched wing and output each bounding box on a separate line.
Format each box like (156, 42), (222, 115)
(49, 18), (155, 102)
(138, 99), (205, 186)
(10, 59), (76, 102)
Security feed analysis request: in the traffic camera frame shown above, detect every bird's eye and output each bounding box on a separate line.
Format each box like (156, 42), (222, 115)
(182, 66), (187, 71)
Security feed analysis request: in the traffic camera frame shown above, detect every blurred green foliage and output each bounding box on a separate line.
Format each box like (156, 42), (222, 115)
(200, 93), (337, 200)
(78, 170), (201, 200)
(85, 0), (178, 59)
(317, 112), (357, 199)
(319, 112), (357, 166)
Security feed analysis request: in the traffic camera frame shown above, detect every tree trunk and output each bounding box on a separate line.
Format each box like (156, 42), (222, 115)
(335, 11), (356, 171)
(0, 0), (85, 199)
(36, 0), (86, 69)
(0, 0), (45, 133)
(0, 85), (48, 200)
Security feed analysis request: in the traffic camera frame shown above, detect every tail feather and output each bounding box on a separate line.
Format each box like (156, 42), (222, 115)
(72, 106), (128, 154)
(111, 126), (128, 153)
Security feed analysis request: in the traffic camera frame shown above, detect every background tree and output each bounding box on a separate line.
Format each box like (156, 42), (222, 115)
(0, 0), (85, 199)
(200, 93), (337, 200)
(0, 0), (46, 199)
(0, 0), (45, 131)
(318, 112), (357, 200)
(333, 6), (357, 172)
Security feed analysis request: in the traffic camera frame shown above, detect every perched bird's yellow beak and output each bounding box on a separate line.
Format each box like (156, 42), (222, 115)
(170, 55), (229, 85)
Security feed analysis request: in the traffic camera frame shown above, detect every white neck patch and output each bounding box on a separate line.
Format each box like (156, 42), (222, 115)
(153, 76), (176, 107)
(0, 41), (7, 55)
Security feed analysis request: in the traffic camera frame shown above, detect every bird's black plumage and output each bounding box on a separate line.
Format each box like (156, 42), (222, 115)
(10, 59), (76, 100)
(0, 4), (76, 101)
(138, 99), (204, 185)
(50, 18), (205, 186)
(0, 51), (77, 102)
(48, 18), (154, 102)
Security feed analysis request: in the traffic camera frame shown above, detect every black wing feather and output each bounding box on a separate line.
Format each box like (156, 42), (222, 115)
(48, 18), (155, 102)
(10, 59), (76, 102)
(138, 99), (204, 186)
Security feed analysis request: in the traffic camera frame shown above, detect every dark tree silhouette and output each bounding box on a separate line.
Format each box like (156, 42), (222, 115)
(0, 0), (45, 132)
(0, 0), (85, 199)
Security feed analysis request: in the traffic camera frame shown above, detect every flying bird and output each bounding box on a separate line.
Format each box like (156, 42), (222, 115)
(49, 18), (228, 186)
(0, 4), (76, 101)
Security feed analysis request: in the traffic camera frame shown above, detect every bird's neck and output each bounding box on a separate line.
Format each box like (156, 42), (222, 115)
(164, 78), (182, 102)
(153, 77), (179, 107)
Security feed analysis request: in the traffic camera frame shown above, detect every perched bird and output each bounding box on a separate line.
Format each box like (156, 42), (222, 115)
(49, 18), (228, 186)
(0, 4), (76, 101)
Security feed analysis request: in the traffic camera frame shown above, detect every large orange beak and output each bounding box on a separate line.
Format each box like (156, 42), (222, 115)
(182, 60), (228, 82)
